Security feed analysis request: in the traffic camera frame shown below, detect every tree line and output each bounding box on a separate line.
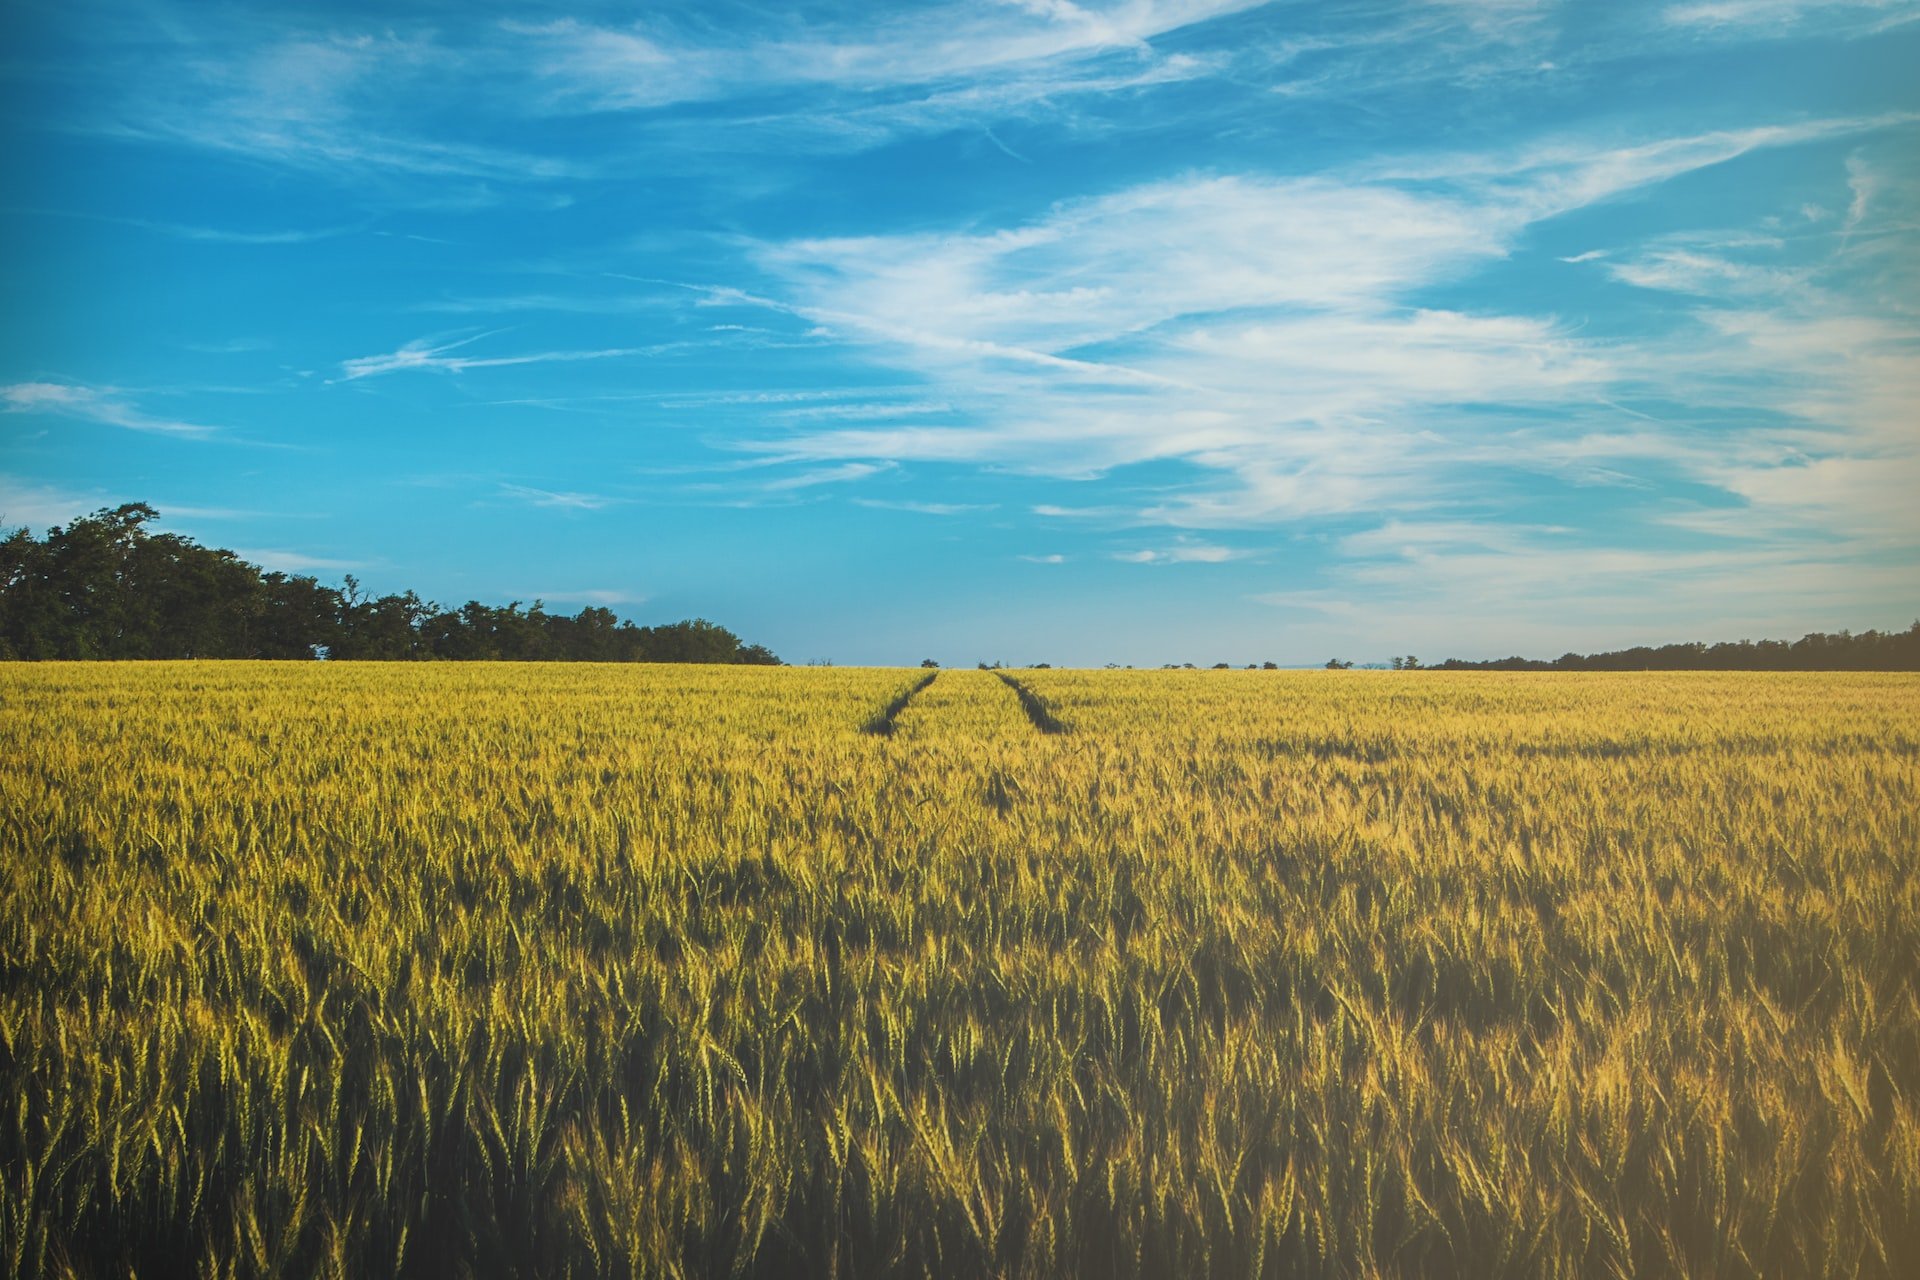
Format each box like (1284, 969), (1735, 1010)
(1427, 624), (1920, 672)
(0, 503), (780, 664)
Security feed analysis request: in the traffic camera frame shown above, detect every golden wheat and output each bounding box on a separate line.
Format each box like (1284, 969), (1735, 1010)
(1, 664), (1915, 1277)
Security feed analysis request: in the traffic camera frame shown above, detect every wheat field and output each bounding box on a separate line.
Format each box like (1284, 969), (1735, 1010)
(2, 663), (1916, 1277)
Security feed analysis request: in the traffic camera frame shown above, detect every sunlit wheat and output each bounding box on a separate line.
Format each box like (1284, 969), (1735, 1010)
(1, 664), (1915, 1276)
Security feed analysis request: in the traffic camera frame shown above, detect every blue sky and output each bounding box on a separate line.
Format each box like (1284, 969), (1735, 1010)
(3, 0), (1916, 666)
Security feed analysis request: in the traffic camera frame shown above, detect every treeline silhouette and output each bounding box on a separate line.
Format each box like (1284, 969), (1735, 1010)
(1433, 624), (1920, 672)
(0, 503), (780, 664)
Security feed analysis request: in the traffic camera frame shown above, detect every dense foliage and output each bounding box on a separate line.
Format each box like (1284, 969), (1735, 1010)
(1435, 623), (1920, 671)
(3, 665), (1915, 1277)
(0, 504), (778, 663)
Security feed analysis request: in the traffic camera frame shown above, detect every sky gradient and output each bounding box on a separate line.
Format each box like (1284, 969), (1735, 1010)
(3, 0), (1916, 666)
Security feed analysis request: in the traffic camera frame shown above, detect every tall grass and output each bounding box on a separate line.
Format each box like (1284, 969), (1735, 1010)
(2, 664), (1915, 1277)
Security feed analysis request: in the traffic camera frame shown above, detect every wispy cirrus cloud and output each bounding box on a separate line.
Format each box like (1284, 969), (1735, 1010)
(762, 461), (893, 492)
(0, 475), (113, 529)
(0, 476), (309, 533)
(59, 0), (1272, 189)
(1256, 531), (1919, 660)
(1114, 537), (1246, 564)
(754, 116), (1911, 395)
(335, 333), (671, 381)
(741, 117), (1907, 498)
(229, 546), (364, 573)
(497, 482), (620, 511)
(518, 587), (647, 607)
(45, 0), (1911, 200)
(852, 497), (995, 515)
(510, 1), (1263, 111)
(1598, 247), (1808, 295)
(2, 381), (218, 437)
(722, 107), (1917, 634)
(1034, 503), (1125, 518)
(15, 207), (364, 245)
(1364, 114), (1919, 213)
(778, 400), (957, 422)
(1663, 0), (1920, 34)
(407, 292), (675, 316)
(87, 25), (583, 186)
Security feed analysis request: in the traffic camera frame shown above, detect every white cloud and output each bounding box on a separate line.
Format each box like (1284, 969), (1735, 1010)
(157, 504), (285, 520)
(497, 483), (619, 511)
(70, 2), (1277, 189)
(1169, 308), (1609, 403)
(1712, 454), (1919, 535)
(65, 0), (1660, 193)
(758, 174), (1508, 352)
(721, 110), (1919, 629)
(1601, 249), (1804, 295)
(408, 292), (676, 316)
(336, 334), (668, 380)
(513, 2), (1262, 111)
(778, 401), (957, 422)
(738, 119), (1905, 518)
(1663, 0), (1920, 34)
(156, 221), (360, 245)
(2, 382), (218, 437)
(184, 338), (275, 355)
(0, 478), (303, 534)
(1114, 538), (1245, 563)
(1256, 527), (1917, 659)
(1692, 309), (1920, 447)
(28, 208), (363, 246)
(520, 588), (647, 607)
(1844, 151), (1880, 233)
(658, 387), (923, 408)
(1336, 520), (1568, 558)
(5, 383), (96, 412)
(230, 547), (364, 573)
(762, 461), (893, 491)
(0, 476), (114, 529)
(852, 498), (995, 515)
(1033, 503), (1123, 518)
(1375, 116), (1917, 218)
(99, 28), (582, 185)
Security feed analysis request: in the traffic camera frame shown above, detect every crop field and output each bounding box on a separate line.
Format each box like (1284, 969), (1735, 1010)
(2, 663), (1917, 1278)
